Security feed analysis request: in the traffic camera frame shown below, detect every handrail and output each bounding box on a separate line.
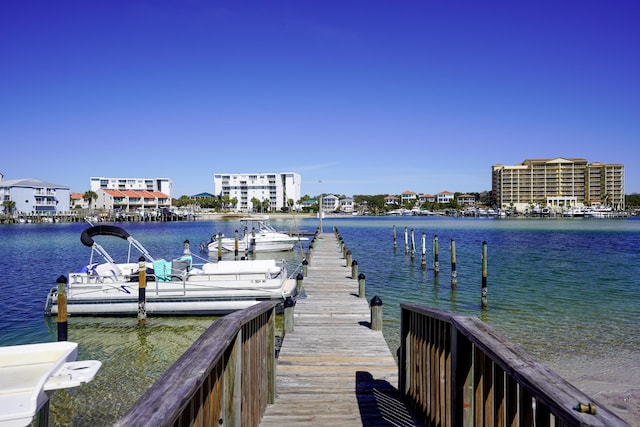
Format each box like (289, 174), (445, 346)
(398, 303), (629, 426)
(115, 301), (278, 427)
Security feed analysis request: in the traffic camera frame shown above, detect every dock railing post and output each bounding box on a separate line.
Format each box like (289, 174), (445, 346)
(351, 259), (358, 279)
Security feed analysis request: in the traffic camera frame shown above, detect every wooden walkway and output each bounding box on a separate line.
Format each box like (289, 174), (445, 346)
(260, 232), (422, 427)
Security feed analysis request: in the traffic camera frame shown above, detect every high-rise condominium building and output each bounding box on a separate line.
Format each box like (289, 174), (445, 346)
(213, 172), (301, 212)
(492, 158), (624, 212)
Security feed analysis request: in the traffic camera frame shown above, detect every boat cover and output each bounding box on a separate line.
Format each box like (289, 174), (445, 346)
(80, 225), (131, 247)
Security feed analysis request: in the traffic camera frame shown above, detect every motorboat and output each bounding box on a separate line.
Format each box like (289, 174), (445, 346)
(206, 216), (307, 253)
(44, 225), (299, 317)
(0, 341), (100, 427)
(583, 206), (614, 218)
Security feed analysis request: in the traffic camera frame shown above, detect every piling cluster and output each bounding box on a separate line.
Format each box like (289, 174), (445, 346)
(394, 225), (489, 308)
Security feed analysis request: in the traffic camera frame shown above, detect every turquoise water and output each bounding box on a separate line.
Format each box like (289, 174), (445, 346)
(1, 216), (639, 425)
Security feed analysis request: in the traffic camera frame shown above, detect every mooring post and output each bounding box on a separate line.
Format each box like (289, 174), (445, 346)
(243, 226), (249, 258)
(234, 229), (239, 260)
(433, 234), (440, 276)
(302, 259), (308, 277)
(393, 225), (397, 250)
(284, 296), (295, 333)
(249, 228), (256, 253)
(346, 250), (352, 268)
(351, 259), (358, 279)
(358, 273), (366, 298)
(217, 232), (222, 261)
(451, 238), (457, 288)
(421, 232), (427, 269)
(404, 227), (409, 254)
(296, 273), (304, 294)
(481, 240), (488, 307)
(410, 229), (416, 260)
(56, 275), (68, 342)
(370, 295), (383, 331)
(138, 256), (147, 322)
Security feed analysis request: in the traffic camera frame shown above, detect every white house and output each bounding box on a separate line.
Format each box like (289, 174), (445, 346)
(339, 197), (354, 213)
(0, 177), (70, 214)
(321, 194), (339, 212)
(437, 191), (455, 204)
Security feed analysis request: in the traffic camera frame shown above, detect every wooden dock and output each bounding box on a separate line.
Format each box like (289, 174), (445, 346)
(259, 232), (422, 427)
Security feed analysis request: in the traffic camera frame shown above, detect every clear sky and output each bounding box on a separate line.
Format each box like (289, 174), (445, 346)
(1, 0), (638, 198)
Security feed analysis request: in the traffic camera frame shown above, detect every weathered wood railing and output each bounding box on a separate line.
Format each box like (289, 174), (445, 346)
(398, 303), (629, 427)
(115, 301), (277, 427)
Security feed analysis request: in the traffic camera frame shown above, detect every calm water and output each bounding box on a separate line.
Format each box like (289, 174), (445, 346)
(1, 216), (639, 425)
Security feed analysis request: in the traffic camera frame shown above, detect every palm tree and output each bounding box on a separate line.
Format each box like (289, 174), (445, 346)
(2, 200), (15, 216)
(83, 191), (98, 213)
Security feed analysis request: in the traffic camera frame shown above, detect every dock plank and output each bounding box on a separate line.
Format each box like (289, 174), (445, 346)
(259, 232), (422, 427)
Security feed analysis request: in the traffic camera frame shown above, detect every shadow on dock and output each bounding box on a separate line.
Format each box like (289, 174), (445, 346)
(356, 371), (423, 427)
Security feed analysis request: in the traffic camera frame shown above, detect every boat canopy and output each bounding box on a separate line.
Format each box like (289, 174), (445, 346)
(81, 225), (131, 247)
(80, 225), (155, 269)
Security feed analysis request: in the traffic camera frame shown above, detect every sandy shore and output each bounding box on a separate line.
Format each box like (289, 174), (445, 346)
(547, 356), (640, 425)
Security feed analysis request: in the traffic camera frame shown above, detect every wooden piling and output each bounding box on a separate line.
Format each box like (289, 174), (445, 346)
(410, 229), (415, 260)
(433, 234), (440, 276)
(302, 259), (308, 277)
(358, 273), (366, 298)
(370, 295), (383, 331)
(404, 227), (409, 254)
(296, 273), (304, 294)
(481, 240), (488, 308)
(420, 232), (427, 269)
(56, 275), (68, 341)
(234, 229), (239, 259)
(249, 228), (256, 253)
(138, 256), (147, 321)
(451, 238), (457, 288)
(217, 233), (222, 261)
(393, 225), (397, 249)
(284, 297), (295, 333)
(351, 259), (358, 279)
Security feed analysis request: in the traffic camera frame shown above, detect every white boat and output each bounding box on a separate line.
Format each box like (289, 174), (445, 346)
(563, 206), (587, 217)
(583, 206), (614, 218)
(206, 217), (307, 253)
(44, 225), (299, 317)
(0, 341), (100, 427)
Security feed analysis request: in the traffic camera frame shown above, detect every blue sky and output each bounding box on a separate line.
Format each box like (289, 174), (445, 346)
(1, 1), (639, 198)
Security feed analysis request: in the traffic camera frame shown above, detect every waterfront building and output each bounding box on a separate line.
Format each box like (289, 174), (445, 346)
(456, 194), (477, 206)
(385, 195), (399, 206)
(436, 190), (455, 204)
(0, 177), (70, 214)
(492, 158), (625, 212)
(401, 190), (417, 205)
(418, 193), (435, 204)
(70, 192), (90, 210)
(213, 172), (301, 212)
(321, 194), (339, 212)
(95, 189), (171, 213)
(339, 197), (355, 213)
(90, 177), (173, 198)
